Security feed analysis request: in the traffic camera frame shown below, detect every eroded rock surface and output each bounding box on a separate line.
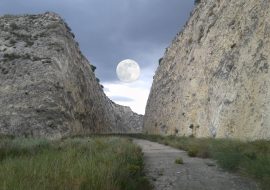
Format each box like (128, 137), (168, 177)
(144, 0), (270, 140)
(0, 12), (142, 138)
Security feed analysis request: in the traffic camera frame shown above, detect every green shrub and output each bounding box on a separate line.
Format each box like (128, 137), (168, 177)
(91, 65), (96, 72)
(214, 150), (242, 171)
(188, 147), (198, 157)
(194, 0), (201, 5)
(175, 157), (184, 164)
(158, 57), (163, 65)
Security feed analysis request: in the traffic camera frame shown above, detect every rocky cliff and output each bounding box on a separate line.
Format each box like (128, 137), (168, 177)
(144, 0), (270, 140)
(0, 12), (142, 138)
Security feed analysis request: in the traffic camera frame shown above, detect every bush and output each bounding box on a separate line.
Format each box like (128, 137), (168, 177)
(175, 157), (184, 164)
(194, 0), (201, 5)
(210, 140), (243, 171)
(188, 148), (198, 157)
(91, 65), (96, 72)
(158, 58), (163, 65)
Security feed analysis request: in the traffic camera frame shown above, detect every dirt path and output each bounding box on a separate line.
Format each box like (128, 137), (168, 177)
(133, 139), (259, 190)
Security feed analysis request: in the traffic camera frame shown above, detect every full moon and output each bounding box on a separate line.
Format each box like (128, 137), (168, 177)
(116, 59), (141, 82)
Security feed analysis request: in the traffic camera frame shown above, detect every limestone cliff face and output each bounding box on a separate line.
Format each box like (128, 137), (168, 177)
(144, 0), (270, 140)
(0, 12), (142, 138)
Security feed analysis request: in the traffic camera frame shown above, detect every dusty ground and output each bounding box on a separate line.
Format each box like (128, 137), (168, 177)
(133, 139), (259, 190)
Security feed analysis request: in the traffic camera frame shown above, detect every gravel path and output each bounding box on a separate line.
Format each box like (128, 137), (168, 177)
(133, 139), (259, 190)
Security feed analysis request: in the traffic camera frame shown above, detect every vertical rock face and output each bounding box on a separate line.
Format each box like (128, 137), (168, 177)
(0, 12), (142, 138)
(144, 0), (270, 140)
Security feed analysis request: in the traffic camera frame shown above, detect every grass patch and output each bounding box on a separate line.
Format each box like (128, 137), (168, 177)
(129, 134), (270, 190)
(175, 157), (183, 164)
(0, 136), (152, 190)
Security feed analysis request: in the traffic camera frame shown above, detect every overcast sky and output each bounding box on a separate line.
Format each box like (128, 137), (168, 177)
(0, 0), (194, 114)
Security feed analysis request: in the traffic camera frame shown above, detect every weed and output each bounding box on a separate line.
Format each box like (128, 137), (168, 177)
(90, 65), (96, 72)
(188, 148), (198, 157)
(175, 157), (184, 164)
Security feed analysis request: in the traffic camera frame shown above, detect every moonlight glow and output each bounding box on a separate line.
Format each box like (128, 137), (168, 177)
(116, 59), (141, 82)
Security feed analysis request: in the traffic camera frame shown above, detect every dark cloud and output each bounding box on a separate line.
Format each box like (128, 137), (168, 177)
(109, 96), (134, 102)
(0, 0), (194, 82)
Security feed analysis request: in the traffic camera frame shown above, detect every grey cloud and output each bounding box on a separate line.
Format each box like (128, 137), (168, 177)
(0, 0), (194, 82)
(103, 87), (110, 93)
(110, 96), (134, 102)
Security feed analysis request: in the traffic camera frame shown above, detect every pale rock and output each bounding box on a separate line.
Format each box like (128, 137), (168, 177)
(0, 12), (142, 138)
(144, 0), (270, 140)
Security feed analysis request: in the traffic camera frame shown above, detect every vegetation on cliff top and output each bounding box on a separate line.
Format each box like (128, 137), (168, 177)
(0, 136), (152, 190)
(194, 0), (201, 5)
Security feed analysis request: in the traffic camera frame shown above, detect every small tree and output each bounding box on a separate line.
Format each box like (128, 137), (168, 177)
(194, 0), (201, 5)
(90, 65), (96, 72)
(158, 57), (163, 65)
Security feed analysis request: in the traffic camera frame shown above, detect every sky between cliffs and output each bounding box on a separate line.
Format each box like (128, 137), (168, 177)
(0, 0), (194, 114)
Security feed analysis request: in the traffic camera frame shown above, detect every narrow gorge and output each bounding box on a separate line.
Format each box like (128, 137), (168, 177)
(1, 0), (270, 141)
